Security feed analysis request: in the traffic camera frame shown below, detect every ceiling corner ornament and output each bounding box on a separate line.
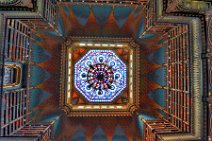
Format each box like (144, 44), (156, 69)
(60, 37), (140, 117)
(0, 0), (33, 8)
(166, 0), (211, 13)
(0, 0), (20, 5)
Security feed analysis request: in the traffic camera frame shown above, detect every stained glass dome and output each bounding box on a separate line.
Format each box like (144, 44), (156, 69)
(74, 50), (127, 102)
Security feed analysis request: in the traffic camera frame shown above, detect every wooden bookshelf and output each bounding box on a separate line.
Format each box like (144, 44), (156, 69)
(0, 89), (29, 136)
(5, 19), (31, 62)
(165, 24), (190, 132)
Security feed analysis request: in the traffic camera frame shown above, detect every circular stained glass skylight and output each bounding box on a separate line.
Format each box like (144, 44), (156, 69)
(74, 50), (127, 102)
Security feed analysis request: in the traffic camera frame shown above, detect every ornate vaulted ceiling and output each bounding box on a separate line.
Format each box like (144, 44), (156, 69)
(0, 0), (211, 141)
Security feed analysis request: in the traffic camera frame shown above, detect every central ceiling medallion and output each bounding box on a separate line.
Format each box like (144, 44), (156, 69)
(74, 50), (127, 102)
(60, 37), (140, 117)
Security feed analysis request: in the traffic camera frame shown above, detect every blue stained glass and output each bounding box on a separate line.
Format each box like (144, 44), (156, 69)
(74, 50), (127, 102)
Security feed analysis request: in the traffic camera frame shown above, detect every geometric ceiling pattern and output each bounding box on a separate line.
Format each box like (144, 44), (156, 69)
(58, 3), (144, 37)
(0, 0), (211, 141)
(74, 50), (127, 103)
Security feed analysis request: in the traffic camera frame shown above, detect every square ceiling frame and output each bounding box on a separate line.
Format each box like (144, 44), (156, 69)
(60, 37), (140, 117)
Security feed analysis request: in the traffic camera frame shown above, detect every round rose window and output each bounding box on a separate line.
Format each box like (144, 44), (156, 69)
(74, 50), (127, 102)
